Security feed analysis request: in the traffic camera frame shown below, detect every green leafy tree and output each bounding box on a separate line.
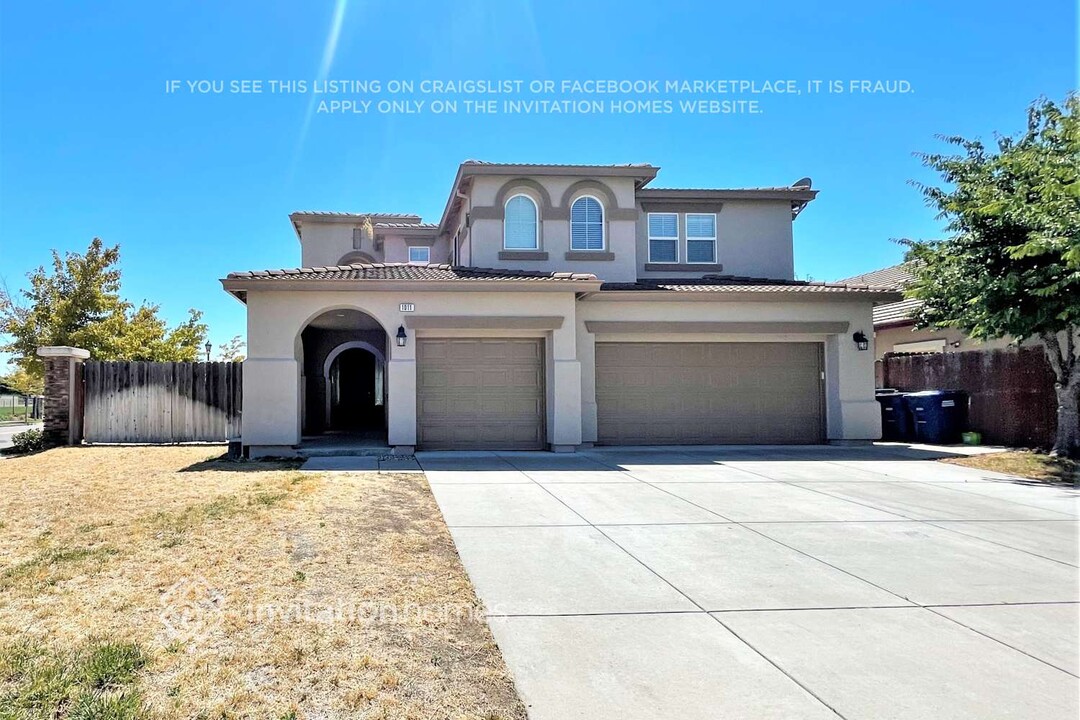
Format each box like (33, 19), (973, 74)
(0, 365), (44, 395)
(904, 95), (1080, 457)
(0, 238), (209, 383)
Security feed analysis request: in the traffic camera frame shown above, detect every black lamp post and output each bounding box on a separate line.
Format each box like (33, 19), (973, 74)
(205, 340), (212, 362)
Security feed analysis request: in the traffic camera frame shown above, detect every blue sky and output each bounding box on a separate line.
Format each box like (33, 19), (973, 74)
(0, 0), (1075, 360)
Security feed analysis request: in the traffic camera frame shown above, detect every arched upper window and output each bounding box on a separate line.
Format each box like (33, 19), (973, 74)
(504, 194), (539, 249)
(570, 196), (604, 250)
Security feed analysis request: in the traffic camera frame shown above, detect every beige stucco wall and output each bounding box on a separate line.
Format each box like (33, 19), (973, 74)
(461, 175), (640, 282)
(874, 324), (1021, 358)
(299, 222), (372, 267)
(634, 199), (795, 280)
(243, 288), (582, 452)
(576, 297), (881, 442)
(242, 287), (883, 452)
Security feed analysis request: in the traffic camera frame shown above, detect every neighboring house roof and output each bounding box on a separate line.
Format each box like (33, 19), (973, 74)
(596, 276), (900, 300)
(837, 263), (920, 327)
(222, 262), (601, 301)
(289, 211), (422, 220)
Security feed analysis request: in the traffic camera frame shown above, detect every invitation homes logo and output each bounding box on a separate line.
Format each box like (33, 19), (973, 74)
(159, 576), (491, 647)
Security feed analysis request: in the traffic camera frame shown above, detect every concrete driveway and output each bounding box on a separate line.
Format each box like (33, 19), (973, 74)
(416, 445), (1079, 720)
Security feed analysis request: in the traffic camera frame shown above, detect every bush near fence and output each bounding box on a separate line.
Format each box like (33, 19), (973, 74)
(877, 346), (1056, 449)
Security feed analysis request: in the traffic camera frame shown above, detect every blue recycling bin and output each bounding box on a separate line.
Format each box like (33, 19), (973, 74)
(904, 390), (968, 444)
(875, 390), (912, 441)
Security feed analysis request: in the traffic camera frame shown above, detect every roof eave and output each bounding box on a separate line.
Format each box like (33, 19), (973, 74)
(220, 277), (603, 295)
(582, 289), (903, 303)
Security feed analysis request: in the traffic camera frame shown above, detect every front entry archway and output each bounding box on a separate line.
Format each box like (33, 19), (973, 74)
(324, 341), (386, 429)
(299, 309), (388, 441)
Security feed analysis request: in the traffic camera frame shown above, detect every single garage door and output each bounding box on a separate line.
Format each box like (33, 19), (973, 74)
(417, 338), (545, 450)
(596, 342), (824, 445)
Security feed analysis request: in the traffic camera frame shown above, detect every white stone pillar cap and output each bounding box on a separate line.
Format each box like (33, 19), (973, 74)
(36, 346), (91, 359)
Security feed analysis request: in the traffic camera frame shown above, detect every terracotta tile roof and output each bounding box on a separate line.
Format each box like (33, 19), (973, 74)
(462, 160), (656, 169)
(836, 264), (920, 325)
(873, 298), (923, 326)
(640, 186), (814, 194)
(837, 263), (914, 290)
(290, 211), (422, 220)
(373, 222), (438, 229)
(226, 263), (599, 283)
(599, 276), (899, 295)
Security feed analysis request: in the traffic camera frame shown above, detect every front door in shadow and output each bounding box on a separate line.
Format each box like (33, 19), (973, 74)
(330, 348), (380, 430)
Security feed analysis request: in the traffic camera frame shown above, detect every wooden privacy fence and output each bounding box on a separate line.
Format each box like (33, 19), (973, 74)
(83, 361), (242, 443)
(878, 346), (1056, 448)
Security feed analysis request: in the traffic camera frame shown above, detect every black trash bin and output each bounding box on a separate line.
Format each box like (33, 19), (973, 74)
(904, 390), (968, 444)
(875, 390), (912, 441)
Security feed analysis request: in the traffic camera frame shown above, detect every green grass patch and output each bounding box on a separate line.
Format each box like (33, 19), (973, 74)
(150, 486), (292, 547)
(0, 405), (31, 422)
(0, 638), (149, 719)
(0, 546), (118, 591)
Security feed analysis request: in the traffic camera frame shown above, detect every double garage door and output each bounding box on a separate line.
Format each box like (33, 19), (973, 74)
(417, 338), (545, 450)
(416, 339), (824, 450)
(596, 342), (824, 445)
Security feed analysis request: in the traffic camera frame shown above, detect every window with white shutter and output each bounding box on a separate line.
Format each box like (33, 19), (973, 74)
(648, 213), (678, 263)
(570, 196), (604, 250)
(504, 194), (539, 249)
(686, 213), (716, 263)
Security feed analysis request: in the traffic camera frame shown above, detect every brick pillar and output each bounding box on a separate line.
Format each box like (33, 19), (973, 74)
(36, 346), (90, 447)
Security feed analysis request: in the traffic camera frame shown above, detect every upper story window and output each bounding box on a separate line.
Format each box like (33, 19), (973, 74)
(408, 246), (430, 264)
(570, 196), (604, 250)
(647, 213), (679, 263)
(504, 194), (539, 249)
(685, 213), (716, 263)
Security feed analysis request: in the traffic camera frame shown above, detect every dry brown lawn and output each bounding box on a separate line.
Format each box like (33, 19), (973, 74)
(941, 450), (1079, 485)
(0, 447), (527, 719)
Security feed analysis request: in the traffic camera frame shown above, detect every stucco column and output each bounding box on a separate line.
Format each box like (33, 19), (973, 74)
(387, 335), (417, 452)
(825, 330), (882, 441)
(36, 346), (90, 447)
(576, 318), (598, 444)
(242, 358), (301, 449)
(549, 321), (583, 450)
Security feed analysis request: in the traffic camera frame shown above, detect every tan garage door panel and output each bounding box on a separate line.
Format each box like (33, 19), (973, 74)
(596, 342), (823, 445)
(417, 338), (544, 450)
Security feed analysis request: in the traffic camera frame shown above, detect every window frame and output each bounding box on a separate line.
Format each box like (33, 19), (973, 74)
(407, 246), (431, 265)
(569, 194), (606, 251)
(685, 212), (717, 264)
(503, 193), (540, 250)
(647, 212), (680, 264)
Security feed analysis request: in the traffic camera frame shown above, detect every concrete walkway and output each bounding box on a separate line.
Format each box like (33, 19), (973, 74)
(417, 445), (1079, 720)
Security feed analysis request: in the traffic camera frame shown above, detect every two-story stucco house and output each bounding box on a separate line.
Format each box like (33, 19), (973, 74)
(221, 161), (899, 456)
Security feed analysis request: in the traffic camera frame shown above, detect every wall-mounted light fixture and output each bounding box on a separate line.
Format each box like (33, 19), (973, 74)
(396, 325), (408, 347)
(852, 331), (869, 352)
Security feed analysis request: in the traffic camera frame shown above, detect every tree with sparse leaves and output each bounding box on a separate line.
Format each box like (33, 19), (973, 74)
(0, 238), (209, 385)
(217, 334), (246, 362)
(904, 95), (1080, 457)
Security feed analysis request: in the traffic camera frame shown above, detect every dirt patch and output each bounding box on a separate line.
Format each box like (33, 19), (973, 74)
(0, 446), (526, 719)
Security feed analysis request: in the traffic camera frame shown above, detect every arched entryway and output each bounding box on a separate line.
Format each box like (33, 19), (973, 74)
(299, 308), (388, 443)
(325, 341), (386, 429)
